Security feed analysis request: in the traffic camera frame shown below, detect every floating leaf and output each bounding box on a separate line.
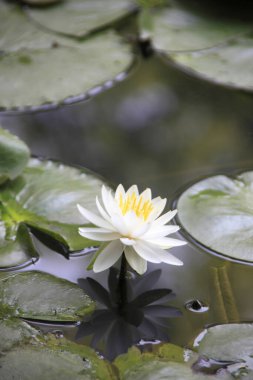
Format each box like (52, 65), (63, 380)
(151, 1), (253, 90)
(152, 2), (249, 52)
(0, 223), (38, 269)
(0, 271), (95, 321)
(170, 36), (253, 91)
(0, 318), (38, 352)
(0, 157), (106, 268)
(0, 2), (133, 110)
(0, 331), (115, 380)
(198, 323), (253, 364)
(177, 172), (253, 262)
(114, 345), (229, 380)
(0, 127), (30, 184)
(26, 0), (137, 38)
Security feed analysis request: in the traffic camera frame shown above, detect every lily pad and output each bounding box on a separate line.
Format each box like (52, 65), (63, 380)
(152, 2), (249, 52)
(196, 324), (253, 378)
(114, 346), (230, 380)
(151, 1), (253, 90)
(177, 172), (253, 262)
(198, 324), (253, 364)
(0, 127), (30, 184)
(0, 318), (39, 352)
(170, 36), (253, 91)
(0, 157), (105, 268)
(0, 271), (95, 321)
(0, 332), (115, 380)
(0, 2), (133, 110)
(26, 0), (137, 38)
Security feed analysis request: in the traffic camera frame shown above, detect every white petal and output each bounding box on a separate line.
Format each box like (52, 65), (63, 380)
(93, 240), (123, 272)
(148, 244), (183, 266)
(95, 197), (111, 222)
(131, 222), (150, 238)
(134, 241), (161, 263)
(147, 237), (187, 248)
(79, 228), (120, 241)
(124, 246), (147, 274)
(123, 210), (144, 232)
(126, 185), (139, 197)
(139, 188), (152, 201)
(149, 198), (167, 221)
(77, 204), (112, 229)
(111, 214), (129, 235)
(137, 241), (183, 266)
(153, 209), (178, 227)
(115, 184), (125, 202)
(143, 225), (180, 239)
(101, 186), (117, 216)
(120, 237), (136, 246)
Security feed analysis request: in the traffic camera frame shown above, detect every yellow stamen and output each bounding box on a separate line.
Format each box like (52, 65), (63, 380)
(117, 191), (153, 220)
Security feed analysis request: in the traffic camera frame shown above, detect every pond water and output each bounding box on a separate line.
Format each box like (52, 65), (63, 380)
(1, 16), (253, 371)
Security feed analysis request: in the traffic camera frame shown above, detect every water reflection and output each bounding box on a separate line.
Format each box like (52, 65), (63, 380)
(76, 268), (181, 360)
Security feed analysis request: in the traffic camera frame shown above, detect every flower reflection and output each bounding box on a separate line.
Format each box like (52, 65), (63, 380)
(76, 268), (181, 360)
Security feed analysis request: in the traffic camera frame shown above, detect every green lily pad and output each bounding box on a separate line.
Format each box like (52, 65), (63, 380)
(177, 171), (253, 262)
(198, 324), (253, 364)
(115, 346), (231, 380)
(0, 2), (133, 110)
(170, 36), (253, 91)
(0, 271), (95, 321)
(0, 127), (30, 184)
(0, 223), (38, 269)
(0, 157), (105, 268)
(151, 1), (253, 90)
(152, 2), (249, 52)
(196, 323), (253, 378)
(26, 0), (136, 38)
(0, 331), (116, 380)
(0, 318), (39, 352)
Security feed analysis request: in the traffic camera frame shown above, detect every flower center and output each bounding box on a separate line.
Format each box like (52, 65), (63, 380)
(118, 192), (153, 221)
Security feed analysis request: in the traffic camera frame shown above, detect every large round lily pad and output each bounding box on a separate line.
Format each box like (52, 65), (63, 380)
(0, 271), (95, 321)
(26, 0), (136, 38)
(0, 2), (133, 110)
(177, 172), (253, 262)
(0, 330), (115, 380)
(0, 318), (38, 352)
(198, 323), (253, 363)
(151, 0), (253, 91)
(0, 157), (106, 269)
(114, 346), (231, 380)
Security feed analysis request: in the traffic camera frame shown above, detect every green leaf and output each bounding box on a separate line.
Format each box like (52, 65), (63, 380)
(151, 1), (253, 90)
(0, 271), (95, 321)
(26, 0), (137, 38)
(0, 331), (116, 380)
(177, 172), (253, 262)
(151, 2), (250, 52)
(0, 3), (133, 110)
(0, 223), (38, 269)
(0, 318), (39, 352)
(198, 324), (253, 365)
(114, 346), (230, 380)
(0, 157), (106, 268)
(170, 36), (253, 91)
(0, 127), (30, 184)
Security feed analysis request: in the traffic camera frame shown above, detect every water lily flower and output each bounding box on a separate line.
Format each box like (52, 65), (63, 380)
(78, 184), (186, 275)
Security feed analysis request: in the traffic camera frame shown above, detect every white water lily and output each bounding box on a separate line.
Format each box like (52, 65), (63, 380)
(78, 184), (186, 275)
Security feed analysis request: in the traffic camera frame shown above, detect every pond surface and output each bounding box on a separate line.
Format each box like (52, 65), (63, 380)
(1, 26), (253, 370)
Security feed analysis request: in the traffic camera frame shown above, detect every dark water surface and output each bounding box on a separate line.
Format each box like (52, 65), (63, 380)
(1, 38), (253, 360)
